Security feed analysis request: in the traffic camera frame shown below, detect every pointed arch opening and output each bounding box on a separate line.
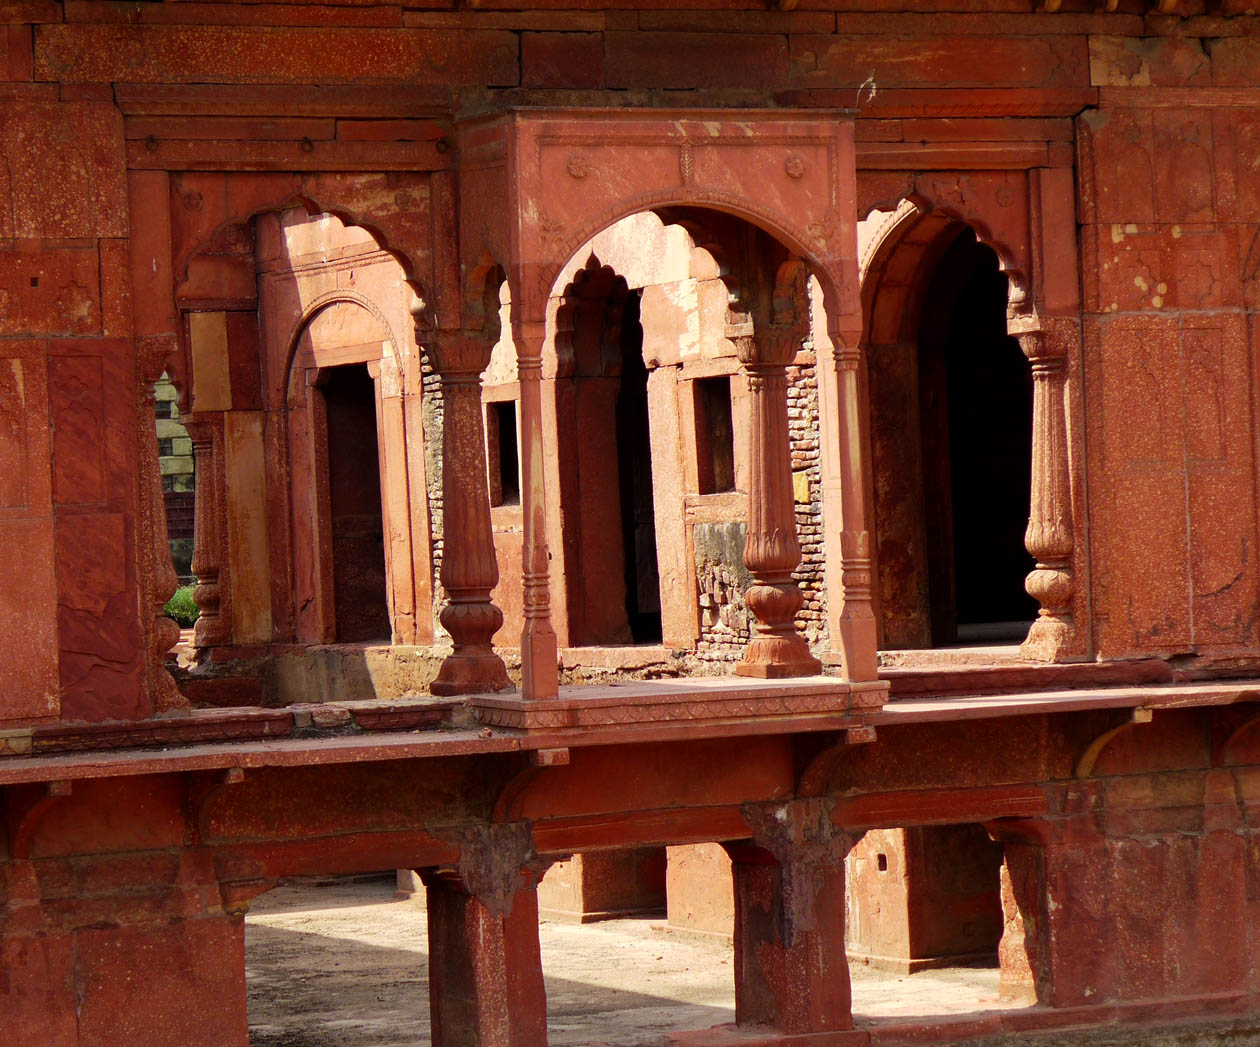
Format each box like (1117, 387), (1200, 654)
(861, 207), (1036, 651)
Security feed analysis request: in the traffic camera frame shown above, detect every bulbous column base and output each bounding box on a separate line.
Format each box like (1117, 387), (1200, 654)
(431, 649), (513, 696)
(736, 581), (822, 679)
(736, 635), (823, 679)
(432, 599), (512, 695)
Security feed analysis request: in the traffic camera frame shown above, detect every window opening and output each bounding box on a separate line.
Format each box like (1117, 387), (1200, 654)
(694, 376), (736, 495)
(487, 399), (520, 508)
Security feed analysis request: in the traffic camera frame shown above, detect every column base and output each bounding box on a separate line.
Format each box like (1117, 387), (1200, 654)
(521, 620), (559, 700)
(430, 648), (512, 696)
(1019, 614), (1081, 664)
(737, 635), (822, 679)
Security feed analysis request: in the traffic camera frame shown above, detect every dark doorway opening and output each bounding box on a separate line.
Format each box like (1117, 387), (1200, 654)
(917, 229), (1036, 645)
(615, 293), (662, 644)
(321, 363), (390, 642)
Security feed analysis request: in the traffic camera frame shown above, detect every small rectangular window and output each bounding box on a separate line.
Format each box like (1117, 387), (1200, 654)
(694, 376), (735, 494)
(157, 436), (176, 457)
(155, 400), (174, 419)
(486, 400), (520, 507)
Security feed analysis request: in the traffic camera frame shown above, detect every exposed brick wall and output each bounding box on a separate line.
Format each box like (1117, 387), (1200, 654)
(789, 356), (827, 649)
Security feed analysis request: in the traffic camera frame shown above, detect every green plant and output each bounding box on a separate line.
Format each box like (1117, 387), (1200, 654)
(163, 584), (200, 628)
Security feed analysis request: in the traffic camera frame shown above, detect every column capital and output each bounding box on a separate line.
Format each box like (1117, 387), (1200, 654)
(426, 821), (554, 913)
(426, 330), (496, 380)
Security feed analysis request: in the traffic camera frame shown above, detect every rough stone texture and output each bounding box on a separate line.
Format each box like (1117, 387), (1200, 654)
(6, 3), (1260, 1044)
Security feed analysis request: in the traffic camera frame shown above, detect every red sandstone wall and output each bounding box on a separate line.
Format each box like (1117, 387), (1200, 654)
(4, 1), (1260, 726)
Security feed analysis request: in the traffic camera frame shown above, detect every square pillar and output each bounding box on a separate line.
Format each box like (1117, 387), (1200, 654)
(724, 801), (860, 1036)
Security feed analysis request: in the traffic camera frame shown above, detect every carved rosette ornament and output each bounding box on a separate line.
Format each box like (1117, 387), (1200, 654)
(1015, 321), (1076, 660)
(736, 328), (822, 678)
(426, 331), (512, 696)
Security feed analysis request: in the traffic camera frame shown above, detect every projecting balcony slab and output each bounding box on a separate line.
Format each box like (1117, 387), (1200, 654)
(469, 675), (889, 742)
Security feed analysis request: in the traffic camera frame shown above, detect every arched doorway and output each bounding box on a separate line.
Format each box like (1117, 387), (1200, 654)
(553, 260), (662, 647)
(865, 218), (1036, 649)
(318, 362), (390, 642)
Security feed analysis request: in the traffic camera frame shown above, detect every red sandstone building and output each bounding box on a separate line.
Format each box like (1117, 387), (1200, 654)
(3, 1), (1260, 1043)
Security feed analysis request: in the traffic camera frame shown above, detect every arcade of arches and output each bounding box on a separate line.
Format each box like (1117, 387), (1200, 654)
(8, 38), (1260, 1045)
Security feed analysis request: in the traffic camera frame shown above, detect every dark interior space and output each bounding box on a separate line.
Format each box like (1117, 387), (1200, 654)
(487, 399), (520, 508)
(694, 375), (736, 495)
(321, 362), (391, 642)
(917, 229), (1037, 645)
(615, 293), (663, 644)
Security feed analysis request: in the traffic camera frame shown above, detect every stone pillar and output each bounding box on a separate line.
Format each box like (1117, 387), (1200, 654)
(514, 322), (559, 700)
(421, 824), (551, 1047)
(1015, 320), (1077, 662)
(826, 330), (878, 681)
(735, 330), (821, 678)
(724, 801), (860, 1035)
(427, 332), (511, 696)
(184, 414), (231, 648)
(137, 336), (188, 714)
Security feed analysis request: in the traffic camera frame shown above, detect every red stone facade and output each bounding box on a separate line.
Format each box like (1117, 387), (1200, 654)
(4, 2), (1260, 1044)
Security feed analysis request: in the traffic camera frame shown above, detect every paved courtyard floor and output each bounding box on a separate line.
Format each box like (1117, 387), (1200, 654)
(246, 876), (1005, 1046)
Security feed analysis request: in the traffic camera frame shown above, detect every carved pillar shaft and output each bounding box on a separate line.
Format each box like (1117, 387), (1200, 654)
(515, 323), (559, 701)
(737, 334), (821, 679)
(829, 336), (878, 681)
(137, 346), (188, 715)
(429, 333), (511, 696)
(1018, 327), (1076, 659)
(185, 415), (230, 648)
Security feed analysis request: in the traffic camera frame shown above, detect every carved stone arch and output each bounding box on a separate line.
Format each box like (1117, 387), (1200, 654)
(282, 289), (404, 406)
(535, 190), (850, 329)
(172, 175), (435, 316)
(552, 256), (631, 380)
(858, 172), (1033, 314)
(281, 291), (402, 646)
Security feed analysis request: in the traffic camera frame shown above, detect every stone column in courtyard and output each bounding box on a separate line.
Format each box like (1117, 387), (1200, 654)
(735, 326), (822, 678)
(137, 336), (189, 712)
(1013, 317), (1077, 661)
(420, 824), (551, 1047)
(514, 321), (559, 700)
(427, 331), (512, 696)
(724, 801), (861, 1034)
(825, 323), (879, 681)
(183, 414), (232, 648)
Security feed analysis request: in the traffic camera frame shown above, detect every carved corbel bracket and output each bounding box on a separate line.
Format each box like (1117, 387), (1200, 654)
(426, 820), (555, 916)
(729, 799), (864, 945)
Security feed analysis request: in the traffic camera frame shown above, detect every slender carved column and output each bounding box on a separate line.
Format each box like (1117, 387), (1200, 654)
(428, 332), (511, 696)
(736, 330), (822, 678)
(828, 332), (879, 681)
(1016, 322), (1076, 661)
(514, 322), (559, 700)
(137, 336), (188, 714)
(184, 414), (231, 648)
